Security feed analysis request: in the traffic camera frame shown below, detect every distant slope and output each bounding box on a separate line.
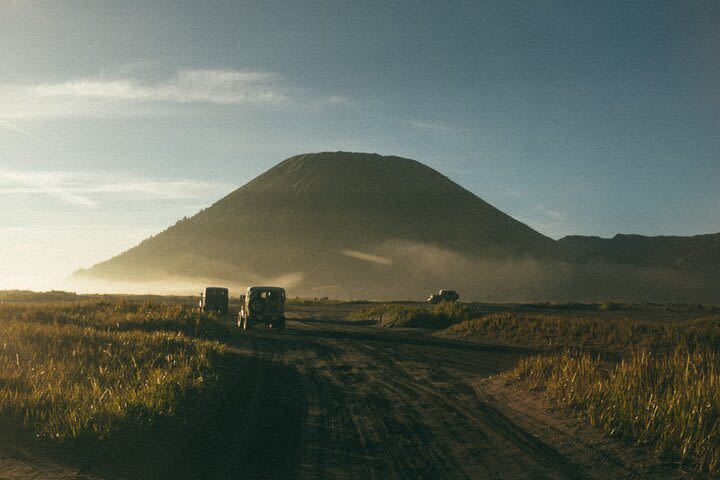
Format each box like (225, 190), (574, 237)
(558, 233), (720, 277)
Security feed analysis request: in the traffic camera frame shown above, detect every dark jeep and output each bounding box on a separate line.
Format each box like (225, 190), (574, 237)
(199, 287), (229, 314)
(428, 289), (460, 304)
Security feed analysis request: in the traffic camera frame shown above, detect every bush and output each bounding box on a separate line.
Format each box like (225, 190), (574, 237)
(509, 347), (720, 474)
(349, 302), (468, 329)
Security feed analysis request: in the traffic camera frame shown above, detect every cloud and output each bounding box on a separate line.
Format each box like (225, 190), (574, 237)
(0, 170), (232, 208)
(0, 171), (100, 207)
(533, 203), (565, 221)
(515, 203), (569, 239)
(91, 180), (232, 199)
(411, 120), (451, 133)
(0, 69), (294, 119)
(0, 118), (35, 138)
(343, 249), (393, 265)
(323, 95), (352, 105)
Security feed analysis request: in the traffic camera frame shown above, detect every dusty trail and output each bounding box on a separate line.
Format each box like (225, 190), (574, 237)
(1, 305), (679, 479)
(168, 305), (670, 480)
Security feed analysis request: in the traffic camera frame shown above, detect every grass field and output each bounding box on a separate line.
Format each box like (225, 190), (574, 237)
(348, 301), (471, 328)
(511, 347), (719, 473)
(444, 312), (720, 352)
(0, 300), (230, 451)
(448, 310), (720, 474)
(4, 295), (719, 475)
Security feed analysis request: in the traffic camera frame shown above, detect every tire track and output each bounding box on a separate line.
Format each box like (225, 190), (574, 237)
(183, 309), (668, 479)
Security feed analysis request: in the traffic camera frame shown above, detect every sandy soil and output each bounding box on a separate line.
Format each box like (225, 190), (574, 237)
(0, 304), (699, 479)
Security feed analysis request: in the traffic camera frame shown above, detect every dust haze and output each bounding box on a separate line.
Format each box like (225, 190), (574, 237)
(69, 238), (715, 304)
(66, 271), (304, 297)
(331, 240), (715, 303)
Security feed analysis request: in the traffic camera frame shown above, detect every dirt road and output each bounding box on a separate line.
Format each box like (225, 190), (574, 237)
(167, 305), (674, 480)
(2, 304), (680, 480)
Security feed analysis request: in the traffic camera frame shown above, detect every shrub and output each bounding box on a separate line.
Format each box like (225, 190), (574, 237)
(349, 302), (468, 328)
(509, 347), (720, 474)
(443, 313), (720, 352)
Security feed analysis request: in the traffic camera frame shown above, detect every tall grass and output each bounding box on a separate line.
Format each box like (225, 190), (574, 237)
(0, 300), (229, 338)
(0, 301), (227, 443)
(444, 313), (720, 352)
(510, 348), (720, 473)
(0, 290), (79, 302)
(286, 297), (361, 306)
(349, 302), (469, 328)
(456, 313), (720, 474)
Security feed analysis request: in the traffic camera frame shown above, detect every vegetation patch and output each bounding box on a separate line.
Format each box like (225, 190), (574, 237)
(452, 312), (720, 475)
(349, 302), (469, 328)
(508, 348), (720, 474)
(0, 290), (80, 302)
(443, 312), (720, 352)
(1, 300), (230, 339)
(0, 301), (230, 450)
(286, 297), (366, 306)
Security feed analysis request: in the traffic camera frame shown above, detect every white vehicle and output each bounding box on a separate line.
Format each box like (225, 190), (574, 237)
(428, 289), (459, 304)
(238, 286), (286, 331)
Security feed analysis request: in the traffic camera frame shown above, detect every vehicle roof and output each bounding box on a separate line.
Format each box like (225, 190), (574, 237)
(205, 287), (228, 291)
(247, 286), (285, 292)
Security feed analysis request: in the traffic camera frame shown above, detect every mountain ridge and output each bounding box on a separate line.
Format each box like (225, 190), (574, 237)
(558, 231), (720, 277)
(74, 152), (719, 301)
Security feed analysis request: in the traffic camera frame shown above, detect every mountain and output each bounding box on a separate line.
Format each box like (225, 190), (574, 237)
(74, 152), (719, 302)
(558, 233), (720, 278)
(75, 152), (557, 298)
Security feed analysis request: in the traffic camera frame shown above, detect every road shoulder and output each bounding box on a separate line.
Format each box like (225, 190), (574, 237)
(480, 377), (694, 480)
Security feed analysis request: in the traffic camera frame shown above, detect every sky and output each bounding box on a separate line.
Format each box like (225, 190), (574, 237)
(1, 0), (719, 290)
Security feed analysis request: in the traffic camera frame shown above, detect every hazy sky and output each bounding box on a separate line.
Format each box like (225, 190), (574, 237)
(1, 1), (719, 290)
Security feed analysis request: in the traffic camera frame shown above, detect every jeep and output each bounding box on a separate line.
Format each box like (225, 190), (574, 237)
(428, 289), (459, 304)
(238, 286), (286, 331)
(200, 287), (229, 314)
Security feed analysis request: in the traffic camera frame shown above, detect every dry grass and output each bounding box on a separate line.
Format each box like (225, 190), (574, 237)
(348, 302), (469, 328)
(510, 348), (720, 473)
(449, 313), (720, 474)
(286, 297), (364, 306)
(0, 301), (228, 444)
(0, 300), (230, 338)
(444, 312), (720, 352)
